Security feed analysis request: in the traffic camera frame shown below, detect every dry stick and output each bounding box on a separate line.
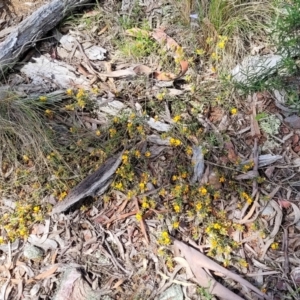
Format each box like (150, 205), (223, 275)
(282, 226), (289, 276)
(0, 0), (93, 73)
(103, 240), (131, 275)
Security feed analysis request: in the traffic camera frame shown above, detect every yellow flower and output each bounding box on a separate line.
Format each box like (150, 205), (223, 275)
(206, 37), (213, 44)
(170, 138), (182, 147)
(181, 172), (187, 179)
(92, 87), (99, 94)
(271, 242), (279, 250)
(121, 153), (129, 164)
(58, 191), (68, 201)
(231, 108), (237, 115)
(139, 182), (146, 192)
(65, 104), (75, 111)
(172, 221), (179, 229)
(134, 150), (141, 158)
(76, 88), (85, 99)
(136, 212), (143, 221)
(114, 182), (123, 190)
(235, 224), (244, 232)
(159, 188), (166, 196)
(239, 259), (248, 268)
(156, 92), (166, 101)
(77, 98), (86, 108)
(127, 190), (135, 199)
(214, 191), (221, 200)
(210, 238), (218, 248)
(39, 96), (47, 102)
(95, 130), (101, 136)
(172, 175), (178, 181)
(0, 236), (4, 244)
(109, 128), (117, 138)
(219, 176), (226, 183)
(217, 40), (225, 49)
(157, 247), (165, 256)
(23, 155), (29, 163)
(196, 48), (205, 55)
(213, 223), (221, 230)
(223, 259), (230, 267)
(199, 187), (207, 196)
(211, 52), (219, 60)
(145, 151), (151, 157)
(186, 146), (193, 156)
(45, 109), (53, 117)
(142, 200), (149, 209)
(218, 35), (228, 42)
(173, 115), (181, 122)
(173, 203), (181, 213)
(66, 89), (73, 96)
(195, 202), (202, 211)
(33, 206), (40, 213)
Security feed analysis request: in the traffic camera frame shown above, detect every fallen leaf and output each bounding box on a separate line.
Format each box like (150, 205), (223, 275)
(27, 265), (59, 284)
(224, 141), (238, 163)
(174, 239), (270, 299)
(278, 200), (291, 209)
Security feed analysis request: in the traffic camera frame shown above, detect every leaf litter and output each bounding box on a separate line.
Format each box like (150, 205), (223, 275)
(0, 0), (300, 299)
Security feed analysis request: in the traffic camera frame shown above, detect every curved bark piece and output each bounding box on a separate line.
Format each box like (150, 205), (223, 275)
(52, 152), (123, 214)
(0, 0), (92, 73)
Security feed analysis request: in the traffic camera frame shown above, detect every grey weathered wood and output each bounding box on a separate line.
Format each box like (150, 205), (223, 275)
(0, 0), (93, 73)
(52, 152), (123, 214)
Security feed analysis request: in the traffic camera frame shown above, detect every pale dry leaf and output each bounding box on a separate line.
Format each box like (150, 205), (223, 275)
(291, 267), (300, 286)
(27, 264), (59, 284)
(147, 134), (170, 145)
(173, 257), (194, 279)
(147, 118), (171, 132)
(236, 170), (259, 180)
(260, 238), (275, 260)
(52, 267), (102, 300)
(258, 154), (283, 167)
(287, 202), (300, 225)
(174, 239), (270, 300)
(269, 200), (283, 238)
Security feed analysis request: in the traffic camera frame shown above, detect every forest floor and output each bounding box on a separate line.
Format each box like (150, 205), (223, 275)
(1, 0), (300, 299)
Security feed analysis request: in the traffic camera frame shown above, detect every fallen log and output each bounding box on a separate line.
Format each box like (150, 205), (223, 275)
(0, 0), (93, 73)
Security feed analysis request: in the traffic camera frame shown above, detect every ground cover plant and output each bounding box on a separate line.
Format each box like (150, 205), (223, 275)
(1, 0), (300, 299)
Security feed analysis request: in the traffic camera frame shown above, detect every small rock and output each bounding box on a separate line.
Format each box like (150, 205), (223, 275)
(284, 115), (300, 129)
(231, 54), (283, 85)
(294, 145), (300, 152)
(24, 244), (44, 261)
(159, 285), (183, 300)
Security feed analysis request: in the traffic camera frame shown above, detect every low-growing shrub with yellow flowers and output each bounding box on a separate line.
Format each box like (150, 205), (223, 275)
(0, 201), (43, 243)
